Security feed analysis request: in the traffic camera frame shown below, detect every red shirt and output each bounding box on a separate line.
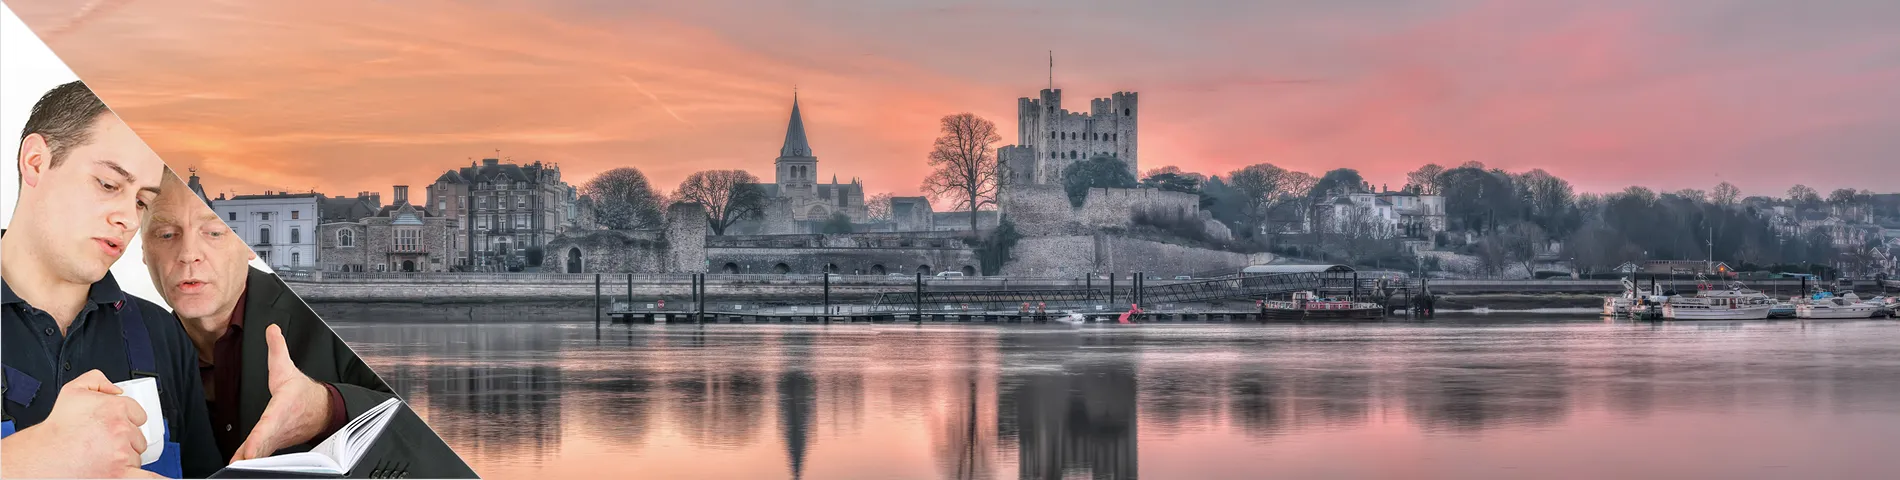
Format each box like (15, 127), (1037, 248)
(198, 294), (348, 460)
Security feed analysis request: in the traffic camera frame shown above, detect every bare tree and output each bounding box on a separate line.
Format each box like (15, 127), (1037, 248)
(1788, 184), (1820, 206)
(583, 167), (664, 229)
(921, 113), (1002, 232)
(866, 192), (894, 222)
(1405, 163), (1445, 194)
(1674, 189), (1708, 204)
(1712, 182), (1740, 206)
(1226, 163), (1293, 234)
(674, 169), (767, 235)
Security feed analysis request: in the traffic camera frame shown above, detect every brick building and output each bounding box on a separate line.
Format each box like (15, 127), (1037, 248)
(318, 186), (459, 272)
(428, 157), (578, 270)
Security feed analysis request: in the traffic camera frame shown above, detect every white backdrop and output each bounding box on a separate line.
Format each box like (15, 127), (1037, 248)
(3, 4), (270, 311)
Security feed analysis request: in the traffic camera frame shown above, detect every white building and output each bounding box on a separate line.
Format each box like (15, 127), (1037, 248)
(213, 191), (322, 270)
(1308, 190), (1447, 240)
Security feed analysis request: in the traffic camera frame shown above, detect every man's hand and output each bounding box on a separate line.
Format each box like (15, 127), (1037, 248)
(230, 324), (332, 462)
(0, 369), (164, 478)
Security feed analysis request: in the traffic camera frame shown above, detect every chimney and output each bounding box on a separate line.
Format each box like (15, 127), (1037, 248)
(265, 190), (274, 195)
(483, 158), (499, 167)
(394, 185), (409, 205)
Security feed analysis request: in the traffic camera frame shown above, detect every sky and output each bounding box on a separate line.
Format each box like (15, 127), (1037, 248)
(8, 0), (1900, 203)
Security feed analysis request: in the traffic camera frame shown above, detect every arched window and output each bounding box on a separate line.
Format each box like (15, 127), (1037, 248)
(259, 226), (272, 245)
(773, 263), (791, 274)
(1124, 108), (1131, 116)
(1050, 152), (1057, 159)
(1049, 131), (1056, 140)
(291, 252), (301, 267)
(338, 230), (354, 247)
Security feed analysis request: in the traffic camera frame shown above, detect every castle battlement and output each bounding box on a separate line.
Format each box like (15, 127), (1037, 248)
(1008, 88), (1139, 186)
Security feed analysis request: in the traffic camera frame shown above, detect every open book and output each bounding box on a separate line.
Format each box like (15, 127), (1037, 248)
(215, 397), (404, 478)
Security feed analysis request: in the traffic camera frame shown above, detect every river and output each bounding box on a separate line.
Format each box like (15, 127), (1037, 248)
(328, 316), (1900, 479)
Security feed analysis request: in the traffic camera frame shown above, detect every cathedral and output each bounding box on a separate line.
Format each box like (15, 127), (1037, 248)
(742, 94), (868, 233)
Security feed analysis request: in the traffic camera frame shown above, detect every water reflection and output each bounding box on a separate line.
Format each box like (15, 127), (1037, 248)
(330, 319), (1900, 479)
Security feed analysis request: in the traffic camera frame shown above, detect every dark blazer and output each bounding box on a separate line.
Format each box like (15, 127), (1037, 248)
(231, 268), (478, 478)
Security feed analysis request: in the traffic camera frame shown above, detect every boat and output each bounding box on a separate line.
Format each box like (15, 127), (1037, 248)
(1767, 302), (1797, 319)
(1662, 281), (1775, 320)
(1604, 277), (1669, 317)
(1795, 292), (1879, 319)
(1260, 291), (1386, 320)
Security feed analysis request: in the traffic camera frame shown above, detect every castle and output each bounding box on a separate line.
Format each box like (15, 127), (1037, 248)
(997, 88), (1140, 187)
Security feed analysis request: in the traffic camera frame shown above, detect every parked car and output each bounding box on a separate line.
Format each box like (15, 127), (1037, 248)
(935, 271), (966, 279)
(1173, 275), (1193, 280)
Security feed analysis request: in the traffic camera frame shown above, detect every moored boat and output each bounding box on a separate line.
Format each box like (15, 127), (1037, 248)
(1261, 291), (1385, 320)
(1662, 282), (1775, 320)
(1795, 292), (1879, 319)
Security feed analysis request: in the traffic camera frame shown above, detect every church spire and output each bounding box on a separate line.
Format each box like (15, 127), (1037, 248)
(779, 92), (813, 158)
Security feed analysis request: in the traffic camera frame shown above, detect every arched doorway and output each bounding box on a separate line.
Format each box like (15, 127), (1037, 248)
(824, 263), (839, 274)
(566, 248), (583, 273)
(917, 264), (932, 275)
(961, 265), (977, 277)
(722, 263), (739, 274)
(870, 264), (886, 275)
(401, 260), (417, 272)
(773, 263), (791, 274)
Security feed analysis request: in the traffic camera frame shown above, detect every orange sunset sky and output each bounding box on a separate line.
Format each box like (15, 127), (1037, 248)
(10, 0), (1900, 202)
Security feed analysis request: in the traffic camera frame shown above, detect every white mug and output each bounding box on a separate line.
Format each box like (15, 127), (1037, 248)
(114, 377), (165, 465)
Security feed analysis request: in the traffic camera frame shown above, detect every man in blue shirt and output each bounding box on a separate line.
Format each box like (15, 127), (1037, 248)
(1, 81), (221, 478)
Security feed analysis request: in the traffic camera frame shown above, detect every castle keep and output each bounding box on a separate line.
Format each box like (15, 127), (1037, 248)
(999, 89), (1140, 187)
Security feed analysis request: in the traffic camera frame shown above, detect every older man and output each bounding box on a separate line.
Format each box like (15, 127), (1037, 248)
(140, 170), (476, 477)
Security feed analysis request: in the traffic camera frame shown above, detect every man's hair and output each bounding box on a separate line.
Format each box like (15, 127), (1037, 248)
(20, 80), (111, 169)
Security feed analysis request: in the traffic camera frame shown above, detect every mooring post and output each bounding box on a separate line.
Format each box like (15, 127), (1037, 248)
(823, 271), (831, 324)
(1086, 275), (1093, 301)
(594, 273), (602, 330)
(1109, 275), (1117, 304)
(626, 273), (634, 315)
(915, 272), (924, 322)
(698, 274), (707, 322)
(1352, 272), (1360, 299)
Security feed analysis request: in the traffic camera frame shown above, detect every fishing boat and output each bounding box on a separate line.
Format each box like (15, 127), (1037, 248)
(1767, 302), (1797, 319)
(1260, 291), (1385, 320)
(1662, 281), (1775, 320)
(1795, 292), (1879, 319)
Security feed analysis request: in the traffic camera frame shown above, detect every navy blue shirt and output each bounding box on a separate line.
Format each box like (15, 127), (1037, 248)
(3, 273), (223, 478)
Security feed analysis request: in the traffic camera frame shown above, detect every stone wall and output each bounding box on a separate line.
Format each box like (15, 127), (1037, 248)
(1001, 185), (1204, 237)
(1000, 234), (1249, 278)
(706, 247), (981, 276)
(1078, 187), (1200, 229)
(665, 203), (709, 272)
(542, 202), (708, 273)
(999, 184), (1084, 236)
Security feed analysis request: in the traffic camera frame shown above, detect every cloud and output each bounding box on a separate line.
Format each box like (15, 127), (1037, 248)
(7, 0), (1897, 202)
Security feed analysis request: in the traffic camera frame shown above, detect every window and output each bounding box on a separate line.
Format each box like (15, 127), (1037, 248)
(1049, 131), (1056, 139)
(478, 216), (489, 229)
(291, 252), (300, 266)
(394, 228), (420, 252)
(291, 210), (300, 219)
(1124, 108), (1131, 116)
(376, 263), (386, 272)
(290, 228), (301, 244)
(1050, 152), (1057, 159)
(259, 226), (272, 245)
(260, 212), (272, 221)
(440, 201), (447, 211)
(259, 251), (270, 263)
(515, 214), (527, 228)
(228, 212), (237, 221)
(517, 182), (527, 190)
(459, 196), (465, 207)
(338, 229), (355, 247)
(516, 194), (525, 208)
(479, 196), (488, 208)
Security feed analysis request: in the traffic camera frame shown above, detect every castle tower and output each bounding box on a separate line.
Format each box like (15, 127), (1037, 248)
(774, 93), (818, 197)
(1014, 88), (1138, 185)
